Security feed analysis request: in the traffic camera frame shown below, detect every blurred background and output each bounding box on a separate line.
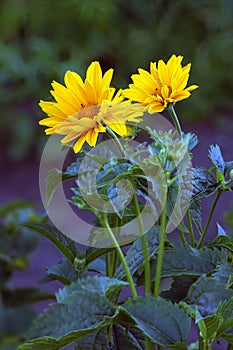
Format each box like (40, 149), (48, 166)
(0, 1), (233, 348)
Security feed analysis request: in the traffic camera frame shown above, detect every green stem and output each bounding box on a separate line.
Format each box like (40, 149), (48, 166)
(154, 206), (167, 297)
(132, 193), (151, 295)
(179, 229), (187, 246)
(106, 126), (125, 157)
(103, 212), (137, 297)
(168, 105), (182, 138)
(186, 209), (195, 247)
(110, 249), (118, 277)
(197, 191), (221, 249)
(106, 253), (110, 277)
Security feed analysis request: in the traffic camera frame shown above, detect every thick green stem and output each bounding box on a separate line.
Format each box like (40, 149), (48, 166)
(154, 206), (167, 297)
(132, 193), (151, 295)
(186, 209), (195, 247)
(197, 191), (221, 249)
(168, 105), (182, 138)
(103, 212), (137, 297)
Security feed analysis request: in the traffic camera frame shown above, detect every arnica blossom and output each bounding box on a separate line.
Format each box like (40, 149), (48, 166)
(39, 62), (143, 153)
(123, 55), (198, 113)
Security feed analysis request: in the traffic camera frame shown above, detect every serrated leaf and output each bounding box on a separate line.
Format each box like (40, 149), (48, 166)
(76, 325), (145, 350)
(20, 278), (120, 350)
(45, 259), (77, 285)
(23, 224), (77, 262)
(114, 226), (160, 280)
(185, 275), (233, 317)
(209, 145), (225, 174)
(212, 262), (233, 287)
(139, 246), (227, 284)
(75, 328), (109, 350)
(121, 296), (190, 347)
(56, 276), (127, 303)
(192, 167), (219, 201)
(208, 235), (233, 252)
(216, 297), (233, 338)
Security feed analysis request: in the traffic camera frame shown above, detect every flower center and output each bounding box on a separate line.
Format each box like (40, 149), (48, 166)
(76, 104), (100, 120)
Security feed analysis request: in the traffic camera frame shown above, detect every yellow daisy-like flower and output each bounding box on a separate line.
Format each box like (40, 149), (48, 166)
(123, 55), (198, 113)
(39, 61), (143, 153)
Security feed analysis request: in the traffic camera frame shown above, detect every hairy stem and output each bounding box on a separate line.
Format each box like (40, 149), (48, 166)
(103, 212), (137, 297)
(132, 192), (151, 295)
(154, 206), (167, 297)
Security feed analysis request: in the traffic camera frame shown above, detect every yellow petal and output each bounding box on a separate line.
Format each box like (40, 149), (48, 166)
(73, 133), (87, 153)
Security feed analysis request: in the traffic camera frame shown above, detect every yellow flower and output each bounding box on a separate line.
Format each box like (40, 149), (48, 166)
(123, 55), (198, 113)
(39, 61), (143, 153)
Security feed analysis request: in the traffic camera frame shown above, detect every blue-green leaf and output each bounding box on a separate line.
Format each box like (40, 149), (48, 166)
(121, 296), (190, 348)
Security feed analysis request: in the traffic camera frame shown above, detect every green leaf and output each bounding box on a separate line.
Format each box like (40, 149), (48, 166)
(209, 145), (225, 174)
(185, 275), (233, 317)
(192, 167), (219, 201)
(85, 247), (113, 265)
(212, 262), (233, 287)
(114, 226), (160, 280)
(208, 234), (233, 252)
(20, 277), (122, 350)
(23, 224), (77, 262)
(45, 259), (78, 285)
(216, 298), (233, 339)
(225, 161), (233, 176)
(56, 276), (127, 303)
(189, 200), (202, 233)
(45, 169), (63, 207)
(75, 328), (109, 350)
(139, 245), (227, 284)
(121, 296), (190, 348)
(76, 325), (145, 350)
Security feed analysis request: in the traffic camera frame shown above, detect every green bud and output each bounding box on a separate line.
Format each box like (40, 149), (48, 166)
(73, 256), (86, 272)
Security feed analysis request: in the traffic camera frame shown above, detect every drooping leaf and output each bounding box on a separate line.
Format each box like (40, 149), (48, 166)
(44, 259), (78, 285)
(192, 167), (219, 201)
(209, 145), (225, 174)
(185, 275), (233, 317)
(23, 224), (77, 262)
(121, 296), (190, 348)
(20, 277), (122, 350)
(114, 226), (160, 280)
(45, 169), (63, 207)
(189, 200), (202, 233)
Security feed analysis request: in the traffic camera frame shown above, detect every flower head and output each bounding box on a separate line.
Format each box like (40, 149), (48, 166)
(39, 62), (142, 153)
(123, 55), (198, 113)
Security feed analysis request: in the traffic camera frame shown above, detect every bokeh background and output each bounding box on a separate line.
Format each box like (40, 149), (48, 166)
(0, 1), (233, 348)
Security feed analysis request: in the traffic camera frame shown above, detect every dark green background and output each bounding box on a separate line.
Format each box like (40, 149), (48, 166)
(1, 0), (233, 160)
